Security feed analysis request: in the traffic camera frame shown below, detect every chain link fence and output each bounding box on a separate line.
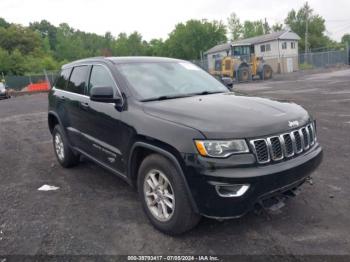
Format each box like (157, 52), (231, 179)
(3, 71), (57, 91)
(299, 49), (349, 69)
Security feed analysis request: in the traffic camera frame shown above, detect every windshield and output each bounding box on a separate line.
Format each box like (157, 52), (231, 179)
(116, 62), (228, 101)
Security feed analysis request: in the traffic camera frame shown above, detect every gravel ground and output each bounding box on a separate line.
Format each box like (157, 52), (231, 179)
(0, 69), (349, 258)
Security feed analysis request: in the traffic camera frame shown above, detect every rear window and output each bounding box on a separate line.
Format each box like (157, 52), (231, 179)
(54, 68), (71, 90)
(67, 66), (89, 95)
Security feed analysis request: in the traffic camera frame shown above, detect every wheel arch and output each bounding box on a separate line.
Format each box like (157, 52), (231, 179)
(48, 111), (62, 134)
(257, 62), (272, 73)
(238, 62), (250, 69)
(128, 139), (199, 213)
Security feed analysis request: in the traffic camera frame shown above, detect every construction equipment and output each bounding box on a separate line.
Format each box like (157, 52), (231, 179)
(211, 44), (273, 82)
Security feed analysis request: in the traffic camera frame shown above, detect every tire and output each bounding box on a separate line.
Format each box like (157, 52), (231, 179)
(137, 154), (200, 235)
(52, 125), (80, 168)
(237, 66), (250, 82)
(260, 65), (273, 80)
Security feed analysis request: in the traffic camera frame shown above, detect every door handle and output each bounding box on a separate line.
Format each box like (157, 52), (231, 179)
(80, 102), (89, 108)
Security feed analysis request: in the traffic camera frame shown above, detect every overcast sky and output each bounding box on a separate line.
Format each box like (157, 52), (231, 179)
(1, 0), (350, 41)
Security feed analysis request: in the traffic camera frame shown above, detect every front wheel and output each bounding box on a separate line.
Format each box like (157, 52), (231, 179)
(237, 66), (250, 82)
(138, 154), (200, 235)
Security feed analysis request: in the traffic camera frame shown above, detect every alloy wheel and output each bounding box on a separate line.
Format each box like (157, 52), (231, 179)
(144, 169), (175, 222)
(54, 133), (65, 161)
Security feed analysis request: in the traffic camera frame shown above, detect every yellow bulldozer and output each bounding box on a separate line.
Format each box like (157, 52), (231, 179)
(211, 44), (273, 82)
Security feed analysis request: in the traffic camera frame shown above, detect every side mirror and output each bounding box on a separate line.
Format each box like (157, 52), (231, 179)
(221, 77), (234, 90)
(90, 86), (122, 104)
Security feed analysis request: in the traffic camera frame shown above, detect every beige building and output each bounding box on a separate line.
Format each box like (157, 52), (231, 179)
(204, 30), (301, 74)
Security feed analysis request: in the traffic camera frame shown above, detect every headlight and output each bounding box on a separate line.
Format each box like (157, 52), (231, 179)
(194, 139), (249, 158)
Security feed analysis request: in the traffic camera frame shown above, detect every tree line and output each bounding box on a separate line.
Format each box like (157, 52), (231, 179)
(0, 2), (348, 75)
(227, 2), (349, 52)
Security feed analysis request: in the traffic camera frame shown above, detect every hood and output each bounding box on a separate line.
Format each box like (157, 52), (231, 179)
(142, 93), (310, 139)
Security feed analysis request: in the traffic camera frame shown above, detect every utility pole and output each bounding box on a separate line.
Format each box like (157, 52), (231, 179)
(305, 13), (308, 53)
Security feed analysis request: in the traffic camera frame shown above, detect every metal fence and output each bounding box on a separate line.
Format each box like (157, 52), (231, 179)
(299, 49), (349, 69)
(3, 72), (57, 91)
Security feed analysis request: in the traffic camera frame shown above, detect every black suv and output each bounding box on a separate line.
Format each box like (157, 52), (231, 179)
(48, 57), (323, 234)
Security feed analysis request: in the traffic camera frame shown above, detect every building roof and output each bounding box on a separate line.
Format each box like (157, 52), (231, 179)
(204, 30), (300, 55)
(204, 42), (232, 55)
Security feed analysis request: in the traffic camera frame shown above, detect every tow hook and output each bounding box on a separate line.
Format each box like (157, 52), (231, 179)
(306, 176), (313, 185)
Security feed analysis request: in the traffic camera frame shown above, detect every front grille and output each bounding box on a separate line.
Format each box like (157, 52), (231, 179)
(250, 123), (317, 164)
(252, 139), (270, 163)
(282, 134), (294, 157)
(268, 137), (283, 160)
(293, 130), (303, 153)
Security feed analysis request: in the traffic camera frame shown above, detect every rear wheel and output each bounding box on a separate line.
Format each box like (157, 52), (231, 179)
(260, 64), (273, 80)
(237, 66), (250, 82)
(138, 154), (200, 235)
(52, 125), (80, 168)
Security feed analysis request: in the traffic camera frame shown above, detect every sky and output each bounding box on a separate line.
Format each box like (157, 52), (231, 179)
(1, 0), (350, 42)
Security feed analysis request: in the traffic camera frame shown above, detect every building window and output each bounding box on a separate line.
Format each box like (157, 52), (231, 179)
(291, 42), (296, 49)
(260, 45), (266, 52)
(266, 44), (271, 52)
(282, 42), (287, 49)
(260, 44), (271, 53)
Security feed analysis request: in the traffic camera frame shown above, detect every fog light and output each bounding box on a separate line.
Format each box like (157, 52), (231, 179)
(215, 184), (250, 197)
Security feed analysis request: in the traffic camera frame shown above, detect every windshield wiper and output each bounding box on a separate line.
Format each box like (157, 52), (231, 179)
(141, 91), (225, 102)
(191, 90), (225, 96)
(141, 94), (192, 102)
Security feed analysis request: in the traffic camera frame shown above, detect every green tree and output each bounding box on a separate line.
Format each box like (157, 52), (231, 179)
(272, 23), (284, 32)
(285, 2), (330, 51)
(341, 34), (350, 45)
(147, 39), (165, 56)
(0, 17), (10, 28)
(242, 20), (264, 38)
(165, 19), (227, 60)
(227, 13), (242, 40)
(29, 20), (57, 51)
(0, 47), (11, 74)
(8, 49), (26, 75)
(0, 25), (42, 54)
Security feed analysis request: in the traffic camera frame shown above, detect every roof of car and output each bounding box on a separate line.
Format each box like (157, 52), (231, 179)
(62, 56), (184, 68)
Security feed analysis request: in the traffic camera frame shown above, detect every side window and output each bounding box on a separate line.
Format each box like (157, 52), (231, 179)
(88, 65), (115, 95)
(54, 68), (71, 90)
(67, 66), (89, 94)
(291, 42), (296, 49)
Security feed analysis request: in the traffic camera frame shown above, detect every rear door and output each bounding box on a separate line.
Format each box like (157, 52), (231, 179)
(51, 68), (72, 138)
(64, 65), (90, 149)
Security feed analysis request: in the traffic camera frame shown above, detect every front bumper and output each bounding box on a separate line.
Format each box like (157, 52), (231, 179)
(184, 144), (323, 218)
(0, 92), (8, 99)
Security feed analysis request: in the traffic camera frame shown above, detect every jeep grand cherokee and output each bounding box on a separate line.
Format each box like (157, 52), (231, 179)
(48, 57), (323, 235)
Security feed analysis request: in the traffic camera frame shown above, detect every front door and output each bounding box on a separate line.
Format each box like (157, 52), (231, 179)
(287, 58), (293, 73)
(81, 65), (124, 173)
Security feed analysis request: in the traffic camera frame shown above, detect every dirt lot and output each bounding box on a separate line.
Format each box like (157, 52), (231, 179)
(0, 69), (349, 258)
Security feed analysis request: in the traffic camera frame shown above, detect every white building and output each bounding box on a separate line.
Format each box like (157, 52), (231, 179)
(204, 30), (301, 74)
